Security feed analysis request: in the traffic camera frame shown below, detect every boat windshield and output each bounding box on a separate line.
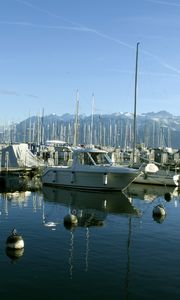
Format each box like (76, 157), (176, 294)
(77, 151), (111, 166)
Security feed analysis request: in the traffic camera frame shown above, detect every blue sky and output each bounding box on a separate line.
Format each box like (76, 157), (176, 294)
(0, 0), (180, 122)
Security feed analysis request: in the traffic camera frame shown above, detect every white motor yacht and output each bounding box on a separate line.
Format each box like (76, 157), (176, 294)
(42, 147), (140, 191)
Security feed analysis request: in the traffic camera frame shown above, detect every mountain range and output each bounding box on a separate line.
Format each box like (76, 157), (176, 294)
(1, 110), (180, 149)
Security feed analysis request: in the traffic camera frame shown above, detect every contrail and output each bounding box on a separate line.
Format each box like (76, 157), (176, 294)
(1, 20), (180, 75)
(0, 21), (134, 50)
(0, 89), (20, 96)
(15, 0), (86, 28)
(142, 49), (180, 75)
(25, 93), (39, 99)
(145, 0), (180, 7)
(81, 28), (134, 49)
(0, 21), (86, 31)
(3, 1), (180, 76)
(107, 68), (179, 77)
(0, 88), (39, 98)
(14, 0), (134, 49)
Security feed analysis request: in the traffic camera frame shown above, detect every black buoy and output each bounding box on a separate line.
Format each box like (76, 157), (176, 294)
(64, 213), (78, 230)
(64, 214), (78, 225)
(164, 192), (171, 202)
(6, 228), (24, 250)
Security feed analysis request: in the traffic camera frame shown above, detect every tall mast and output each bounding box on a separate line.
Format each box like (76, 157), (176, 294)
(41, 108), (44, 145)
(73, 89), (79, 147)
(90, 93), (95, 146)
(132, 42), (140, 164)
(29, 110), (31, 144)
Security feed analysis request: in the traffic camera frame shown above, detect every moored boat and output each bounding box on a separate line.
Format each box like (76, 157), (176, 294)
(42, 147), (140, 191)
(133, 163), (180, 186)
(134, 171), (176, 186)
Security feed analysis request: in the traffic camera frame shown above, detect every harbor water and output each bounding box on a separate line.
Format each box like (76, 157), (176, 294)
(0, 177), (180, 299)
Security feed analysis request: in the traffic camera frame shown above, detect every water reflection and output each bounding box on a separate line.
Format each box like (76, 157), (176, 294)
(42, 186), (140, 228)
(5, 248), (24, 263)
(1, 174), (180, 225)
(0, 175), (26, 193)
(42, 187), (141, 279)
(126, 183), (180, 224)
(126, 183), (176, 202)
(152, 213), (166, 224)
(0, 190), (43, 216)
(0, 174), (42, 193)
(1, 178), (180, 298)
(0, 175), (42, 215)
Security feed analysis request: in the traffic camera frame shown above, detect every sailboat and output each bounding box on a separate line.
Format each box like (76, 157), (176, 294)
(131, 43), (180, 187)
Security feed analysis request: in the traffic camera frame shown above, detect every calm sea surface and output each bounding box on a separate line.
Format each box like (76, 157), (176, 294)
(0, 177), (180, 300)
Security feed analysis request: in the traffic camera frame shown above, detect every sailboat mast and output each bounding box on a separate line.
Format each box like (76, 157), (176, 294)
(41, 108), (44, 145)
(28, 111), (31, 144)
(90, 93), (95, 146)
(73, 89), (79, 147)
(132, 42), (140, 164)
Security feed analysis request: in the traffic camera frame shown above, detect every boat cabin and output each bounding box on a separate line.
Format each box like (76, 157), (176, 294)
(73, 148), (112, 166)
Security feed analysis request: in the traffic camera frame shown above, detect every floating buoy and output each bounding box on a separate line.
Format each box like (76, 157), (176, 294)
(64, 214), (78, 225)
(64, 213), (78, 230)
(153, 205), (166, 217)
(6, 228), (24, 250)
(164, 192), (171, 202)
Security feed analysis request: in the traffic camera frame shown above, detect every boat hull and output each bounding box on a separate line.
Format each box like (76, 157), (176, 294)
(42, 166), (139, 191)
(134, 172), (176, 186)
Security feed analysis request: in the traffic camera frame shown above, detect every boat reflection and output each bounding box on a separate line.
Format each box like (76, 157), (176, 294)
(0, 175), (26, 193)
(125, 183), (180, 224)
(42, 186), (140, 228)
(0, 175), (42, 193)
(42, 186), (141, 278)
(125, 183), (176, 202)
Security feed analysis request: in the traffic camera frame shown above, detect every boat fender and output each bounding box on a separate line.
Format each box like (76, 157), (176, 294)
(153, 204), (166, 217)
(103, 173), (108, 185)
(6, 228), (24, 250)
(173, 174), (180, 187)
(164, 192), (171, 202)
